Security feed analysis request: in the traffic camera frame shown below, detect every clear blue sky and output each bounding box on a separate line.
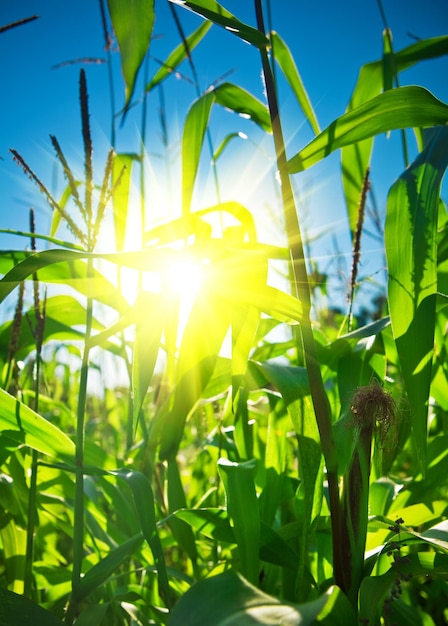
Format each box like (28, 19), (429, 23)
(1, 0), (447, 314)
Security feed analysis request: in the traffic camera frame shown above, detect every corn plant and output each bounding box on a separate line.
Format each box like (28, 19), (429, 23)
(1, 1), (448, 625)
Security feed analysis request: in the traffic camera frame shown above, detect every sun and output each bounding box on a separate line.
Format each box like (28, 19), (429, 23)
(162, 254), (206, 299)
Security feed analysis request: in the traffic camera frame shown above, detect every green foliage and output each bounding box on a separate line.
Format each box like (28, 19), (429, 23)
(1, 2), (448, 625)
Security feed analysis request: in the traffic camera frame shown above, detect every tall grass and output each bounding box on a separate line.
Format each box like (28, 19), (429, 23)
(1, 2), (448, 625)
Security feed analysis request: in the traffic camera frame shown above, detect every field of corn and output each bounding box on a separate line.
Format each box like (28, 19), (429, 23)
(1, 1), (448, 625)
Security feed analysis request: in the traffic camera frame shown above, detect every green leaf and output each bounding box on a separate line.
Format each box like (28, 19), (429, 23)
(0, 249), (129, 314)
(132, 291), (165, 420)
(0, 388), (75, 461)
(385, 127), (448, 471)
(271, 31), (320, 135)
(359, 550), (448, 626)
(112, 153), (138, 252)
(146, 21), (212, 92)
(212, 132), (245, 162)
(166, 459), (198, 563)
(0, 588), (65, 626)
(182, 89), (215, 214)
(218, 459), (260, 585)
(106, 0), (154, 110)
(213, 83), (271, 132)
(114, 469), (171, 607)
(341, 35), (448, 235)
(167, 569), (356, 626)
(71, 533), (144, 604)
(157, 291), (231, 460)
(288, 86), (448, 173)
(182, 83), (270, 213)
(170, 0), (268, 49)
(253, 361), (323, 599)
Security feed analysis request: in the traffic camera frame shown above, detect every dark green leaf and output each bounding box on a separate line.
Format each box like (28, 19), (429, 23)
(167, 569), (356, 626)
(0, 588), (64, 626)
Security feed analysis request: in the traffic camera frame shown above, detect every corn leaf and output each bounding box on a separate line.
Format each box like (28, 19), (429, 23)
(271, 31), (320, 135)
(157, 291), (231, 460)
(385, 127), (448, 472)
(106, 0), (154, 110)
(182, 83), (270, 213)
(112, 153), (138, 252)
(132, 291), (165, 420)
(166, 459), (198, 562)
(0, 388), (75, 461)
(342, 35), (448, 235)
(218, 459), (260, 585)
(182, 89), (215, 214)
(146, 21), (212, 92)
(70, 533), (144, 604)
(167, 569), (356, 626)
(359, 551), (448, 626)
(213, 83), (271, 132)
(114, 469), (171, 607)
(169, 0), (268, 49)
(0, 249), (129, 314)
(0, 588), (64, 626)
(288, 86), (448, 174)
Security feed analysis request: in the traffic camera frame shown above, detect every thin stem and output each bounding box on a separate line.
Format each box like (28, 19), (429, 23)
(67, 268), (94, 623)
(254, 0), (343, 589)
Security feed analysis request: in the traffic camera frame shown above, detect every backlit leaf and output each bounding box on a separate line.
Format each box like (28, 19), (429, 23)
(385, 127), (448, 472)
(0, 388), (75, 461)
(342, 35), (448, 235)
(182, 83), (270, 213)
(218, 459), (260, 585)
(288, 86), (448, 173)
(146, 21), (212, 92)
(169, 0), (268, 48)
(271, 31), (320, 135)
(106, 0), (154, 110)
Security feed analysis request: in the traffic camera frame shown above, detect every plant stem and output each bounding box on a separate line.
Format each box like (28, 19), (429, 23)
(67, 272), (93, 624)
(254, 0), (343, 589)
(24, 209), (46, 598)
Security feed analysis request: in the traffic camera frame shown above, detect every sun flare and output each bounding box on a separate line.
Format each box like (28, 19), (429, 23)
(162, 255), (206, 299)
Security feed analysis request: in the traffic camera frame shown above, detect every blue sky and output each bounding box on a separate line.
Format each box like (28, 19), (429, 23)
(1, 0), (447, 314)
